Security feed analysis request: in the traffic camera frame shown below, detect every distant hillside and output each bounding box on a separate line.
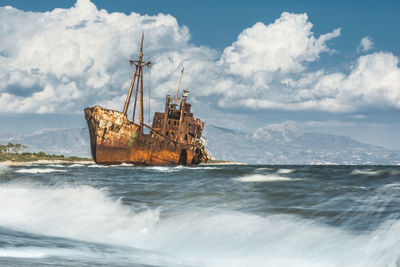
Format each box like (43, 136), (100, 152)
(0, 128), (91, 157)
(1, 123), (399, 164)
(203, 123), (400, 165)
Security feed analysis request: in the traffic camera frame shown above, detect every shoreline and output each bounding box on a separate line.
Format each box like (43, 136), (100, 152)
(0, 159), (94, 166)
(0, 159), (244, 166)
(200, 161), (247, 165)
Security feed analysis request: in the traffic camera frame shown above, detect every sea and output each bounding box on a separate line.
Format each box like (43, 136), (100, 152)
(0, 164), (399, 267)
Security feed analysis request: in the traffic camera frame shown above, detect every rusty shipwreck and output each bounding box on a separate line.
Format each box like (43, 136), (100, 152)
(84, 34), (209, 165)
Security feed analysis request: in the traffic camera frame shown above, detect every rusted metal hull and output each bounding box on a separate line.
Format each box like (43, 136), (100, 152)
(84, 106), (207, 165)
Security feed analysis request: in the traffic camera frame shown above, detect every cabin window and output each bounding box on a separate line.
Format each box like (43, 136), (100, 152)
(168, 120), (170, 124)
(174, 121), (176, 125)
(184, 134), (188, 141)
(171, 132), (175, 137)
(166, 131), (169, 136)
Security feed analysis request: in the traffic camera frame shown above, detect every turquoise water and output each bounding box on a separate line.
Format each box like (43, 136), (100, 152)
(0, 164), (399, 266)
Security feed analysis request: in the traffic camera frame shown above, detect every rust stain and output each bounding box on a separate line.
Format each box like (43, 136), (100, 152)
(84, 34), (209, 166)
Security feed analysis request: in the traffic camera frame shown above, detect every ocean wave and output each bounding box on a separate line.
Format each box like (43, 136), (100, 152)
(257, 167), (273, 171)
(47, 164), (66, 168)
(0, 165), (10, 175)
(0, 247), (84, 259)
(110, 163), (136, 167)
(383, 183), (400, 189)
(0, 183), (160, 248)
(15, 168), (67, 174)
(88, 164), (109, 168)
(68, 164), (85, 168)
(0, 183), (399, 266)
(147, 166), (179, 172)
(195, 166), (221, 170)
(277, 168), (294, 174)
(234, 174), (296, 182)
(351, 169), (385, 176)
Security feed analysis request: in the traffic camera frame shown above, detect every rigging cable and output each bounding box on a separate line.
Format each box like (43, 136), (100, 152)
(148, 63), (151, 124)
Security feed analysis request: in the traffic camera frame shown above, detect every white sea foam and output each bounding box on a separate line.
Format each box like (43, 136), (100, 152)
(68, 164), (85, 168)
(47, 164), (65, 168)
(196, 166), (221, 170)
(119, 163), (135, 167)
(0, 183), (399, 266)
(234, 174), (296, 182)
(277, 168), (294, 174)
(257, 167), (273, 171)
(15, 168), (67, 174)
(147, 166), (178, 172)
(383, 183), (400, 189)
(110, 163), (136, 167)
(0, 183), (160, 248)
(0, 247), (86, 259)
(351, 169), (385, 176)
(176, 166), (221, 170)
(0, 165), (10, 174)
(88, 164), (108, 168)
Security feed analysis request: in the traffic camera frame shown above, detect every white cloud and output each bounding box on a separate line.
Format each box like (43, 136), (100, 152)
(0, 0), (198, 113)
(0, 1), (398, 117)
(219, 12), (341, 76)
(357, 36), (374, 53)
(291, 52), (400, 112)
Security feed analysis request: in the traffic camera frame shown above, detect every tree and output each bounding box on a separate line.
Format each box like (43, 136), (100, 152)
(37, 151), (46, 157)
(14, 144), (22, 154)
(6, 143), (14, 154)
(0, 144), (5, 153)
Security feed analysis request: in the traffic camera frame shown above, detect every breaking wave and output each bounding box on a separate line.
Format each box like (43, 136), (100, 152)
(15, 168), (67, 174)
(88, 164), (108, 168)
(147, 166), (179, 172)
(0, 165), (10, 175)
(277, 168), (294, 174)
(68, 164), (85, 168)
(0, 182), (399, 266)
(351, 169), (386, 176)
(234, 174), (297, 182)
(0, 247), (86, 259)
(257, 167), (273, 171)
(47, 164), (65, 168)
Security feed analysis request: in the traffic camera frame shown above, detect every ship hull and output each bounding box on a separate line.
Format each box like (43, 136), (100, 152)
(84, 106), (206, 165)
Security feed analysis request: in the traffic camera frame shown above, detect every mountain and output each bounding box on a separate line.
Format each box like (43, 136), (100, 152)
(203, 122), (400, 165)
(0, 128), (91, 157)
(1, 123), (399, 164)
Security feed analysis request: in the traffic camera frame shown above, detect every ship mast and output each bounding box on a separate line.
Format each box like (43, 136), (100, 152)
(174, 68), (184, 104)
(122, 33), (151, 133)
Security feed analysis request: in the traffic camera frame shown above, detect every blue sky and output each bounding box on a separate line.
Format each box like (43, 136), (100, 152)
(3, 0), (399, 54)
(0, 0), (399, 149)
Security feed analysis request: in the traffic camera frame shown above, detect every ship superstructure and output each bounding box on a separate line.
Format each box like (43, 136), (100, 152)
(84, 34), (209, 165)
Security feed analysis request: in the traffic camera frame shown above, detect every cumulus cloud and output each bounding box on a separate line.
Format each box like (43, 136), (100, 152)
(357, 36), (374, 53)
(279, 52), (400, 112)
(219, 12), (341, 76)
(0, 0), (198, 113)
(0, 0), (398, 116)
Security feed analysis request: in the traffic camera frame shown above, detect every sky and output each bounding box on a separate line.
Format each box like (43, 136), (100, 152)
(0, 0), (399, 149)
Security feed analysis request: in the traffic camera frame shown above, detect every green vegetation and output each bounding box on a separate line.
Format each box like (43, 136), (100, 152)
(0, 142), (91, 162)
